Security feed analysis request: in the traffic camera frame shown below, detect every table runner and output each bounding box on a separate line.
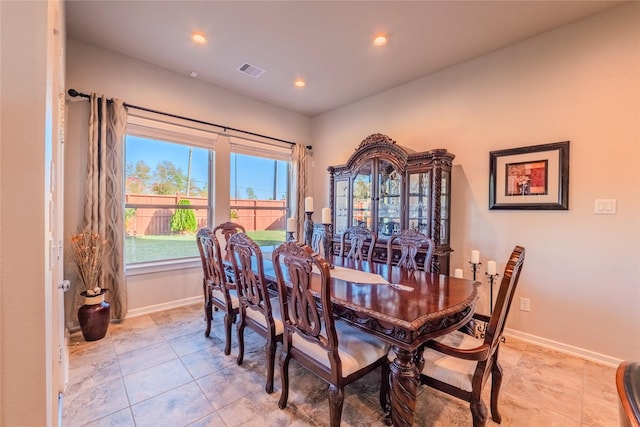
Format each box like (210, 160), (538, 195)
(310, 265), (389, 285)
(330, 265), (390, 284)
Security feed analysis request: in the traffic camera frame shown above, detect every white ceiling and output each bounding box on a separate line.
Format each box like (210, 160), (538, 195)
(65, 1), (623, 117)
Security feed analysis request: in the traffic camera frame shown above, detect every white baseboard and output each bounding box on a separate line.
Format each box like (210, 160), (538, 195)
(126, 296), (202, 318)
(505, 328), (622, 367)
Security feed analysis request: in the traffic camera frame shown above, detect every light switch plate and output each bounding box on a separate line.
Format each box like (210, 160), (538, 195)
(594, 199), (617, 214)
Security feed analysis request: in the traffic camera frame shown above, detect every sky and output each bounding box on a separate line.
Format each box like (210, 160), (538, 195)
(126, 135), (288, 199)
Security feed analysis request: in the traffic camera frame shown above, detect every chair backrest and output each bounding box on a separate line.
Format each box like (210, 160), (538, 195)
(386, 228), (435, 272)
(272, 242), (340, 375)
(339, 225), (377, 264)
(310, 224), (327, 256)
(213, 221), (246, 258)
(484, 246), (526, 351)
(196, 228), (232, 299)
(617, 361), (640, 427)
(227, 232), (275, 322)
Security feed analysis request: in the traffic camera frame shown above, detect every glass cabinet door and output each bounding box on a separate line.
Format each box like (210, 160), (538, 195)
(352, 162), (372, 229)
(377, 160), (401, 238)
(407, 171), (431, 235)
(440, 171), (450, 244)
(333, 178), (350, 235)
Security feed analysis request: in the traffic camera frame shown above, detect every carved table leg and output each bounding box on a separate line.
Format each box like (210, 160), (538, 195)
(387, 346), (420, 427)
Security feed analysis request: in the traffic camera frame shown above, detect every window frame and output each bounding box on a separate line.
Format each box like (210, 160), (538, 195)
(124, 116), (216, 271)
(229, 137), (293, 247)
(123, 115), (295, 274)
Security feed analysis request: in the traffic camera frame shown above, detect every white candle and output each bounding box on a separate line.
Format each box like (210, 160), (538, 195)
(305, 196), (314, 212)
(286, 217), (296, 232)
(471, 250), (480, 264)
(454, 268), (463, 278)
(321, 207), (331, 224)
(487, 260), (497, 276)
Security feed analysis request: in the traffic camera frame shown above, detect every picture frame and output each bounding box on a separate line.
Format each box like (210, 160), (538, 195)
(489, 141), (569, 210)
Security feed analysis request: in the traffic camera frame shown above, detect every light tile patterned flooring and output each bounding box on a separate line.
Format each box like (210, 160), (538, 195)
(63, 303), (620, 426)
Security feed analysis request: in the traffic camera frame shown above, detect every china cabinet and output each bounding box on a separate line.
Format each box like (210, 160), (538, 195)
(328, 133), (454, 273)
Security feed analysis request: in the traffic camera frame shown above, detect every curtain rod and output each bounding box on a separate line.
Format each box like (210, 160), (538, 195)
(67, 89), (312, 150)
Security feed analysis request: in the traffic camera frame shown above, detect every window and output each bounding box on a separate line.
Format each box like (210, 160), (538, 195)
(124, 116), (215, 264)
(230, 138), (291, 250)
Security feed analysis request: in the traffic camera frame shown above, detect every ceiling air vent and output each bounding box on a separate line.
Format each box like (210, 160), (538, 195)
(237, 63), (266, 78)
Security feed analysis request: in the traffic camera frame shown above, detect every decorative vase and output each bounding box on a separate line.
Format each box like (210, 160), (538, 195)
(78, 291), (110, 341)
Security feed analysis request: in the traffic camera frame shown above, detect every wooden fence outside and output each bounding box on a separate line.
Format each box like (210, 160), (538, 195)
(125, 194), (286, 236)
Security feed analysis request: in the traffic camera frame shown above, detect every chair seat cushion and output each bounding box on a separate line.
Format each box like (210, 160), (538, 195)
(292, 320), (389, 377)
(420, 330), (482, 392)
(212, 288), (239, 309)
(244, 297), (284, 335)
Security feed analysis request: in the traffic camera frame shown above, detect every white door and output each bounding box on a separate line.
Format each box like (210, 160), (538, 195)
(50, 92), (68, 405)
(46, 103), (69, 423)
(46, 1), (68, 424)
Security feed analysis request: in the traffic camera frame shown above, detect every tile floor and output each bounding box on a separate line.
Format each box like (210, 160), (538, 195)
(63, 303), (620, 426)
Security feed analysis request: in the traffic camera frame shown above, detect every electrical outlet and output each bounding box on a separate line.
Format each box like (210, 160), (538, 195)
(520, 297), (531, 312)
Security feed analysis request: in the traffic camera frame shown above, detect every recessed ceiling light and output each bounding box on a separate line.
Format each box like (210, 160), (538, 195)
(191, 32), (207, 45)
(294, 79), (306, 88)
(372, 34), (389, 47)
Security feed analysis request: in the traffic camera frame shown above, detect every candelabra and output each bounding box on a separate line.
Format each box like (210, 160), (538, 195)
(485, 271), (499, 314)
(475, 271), (500, 339)
(469, 260), (482, 281)
(303, 211), (314, 247)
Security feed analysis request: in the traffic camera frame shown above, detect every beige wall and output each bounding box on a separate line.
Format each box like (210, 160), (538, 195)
(311, 3), (640, 361)
(64, 39), (312, 316)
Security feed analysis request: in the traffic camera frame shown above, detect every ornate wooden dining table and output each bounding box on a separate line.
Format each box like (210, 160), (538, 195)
(259, 254), (479, 427)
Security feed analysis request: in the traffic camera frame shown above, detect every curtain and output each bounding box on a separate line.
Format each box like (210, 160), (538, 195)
(84, 94), (128, 320)
(291, 143), (308, 239)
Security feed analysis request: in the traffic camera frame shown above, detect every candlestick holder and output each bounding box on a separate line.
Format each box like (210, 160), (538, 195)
(303, 211), (314, 247)
(469, 261), (482, 281)
(475, 271), (500, 340)
(322, 223), (333, 269)
(485, 272), (499, 314)
(286, 231), (295, 241)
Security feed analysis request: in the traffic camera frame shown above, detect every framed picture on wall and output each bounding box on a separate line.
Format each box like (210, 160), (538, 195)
(489, 141), (569, 210)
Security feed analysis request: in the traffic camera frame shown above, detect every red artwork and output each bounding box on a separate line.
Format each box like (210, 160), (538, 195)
(505, 160), (548, 196)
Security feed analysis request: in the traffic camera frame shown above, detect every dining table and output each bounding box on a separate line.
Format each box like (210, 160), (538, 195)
(257, 252), (479, 427)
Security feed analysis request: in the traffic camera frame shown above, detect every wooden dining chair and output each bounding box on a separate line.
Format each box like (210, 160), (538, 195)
(272, 242), (390, 427)
(212, 221), (246, 281)
(384, 245), (525, 427)
(310, 223), (327, 255)
(227, 232), (284, 394)
(617, 361), (640, 427)
(213, 221), (246, 258)
(386, 228), (435, 272)
(339, 224), (377, 264)
(196, 228), (239, 355)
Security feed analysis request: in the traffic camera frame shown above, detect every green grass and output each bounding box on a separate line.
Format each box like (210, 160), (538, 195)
(245, 230), (286, 246)
(125, 230), (286, 264)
